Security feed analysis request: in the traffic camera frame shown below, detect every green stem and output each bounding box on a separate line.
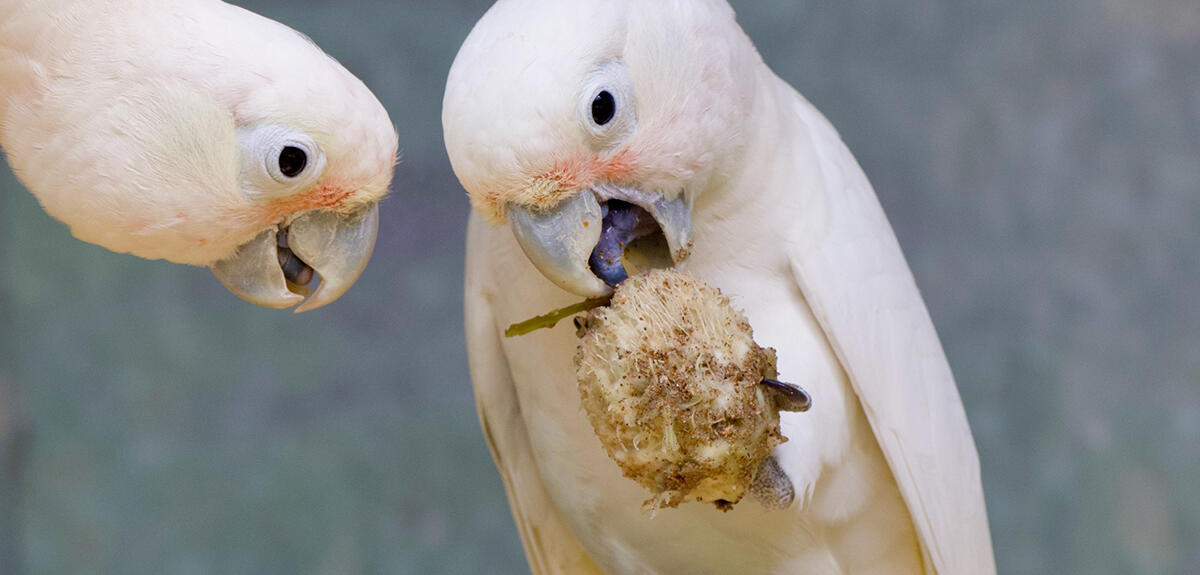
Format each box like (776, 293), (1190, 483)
(504, 297), (612, 337)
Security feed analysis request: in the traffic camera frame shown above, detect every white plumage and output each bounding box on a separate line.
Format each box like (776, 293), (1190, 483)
(1, 0), (397, 310)
(447, 1), (996, 573)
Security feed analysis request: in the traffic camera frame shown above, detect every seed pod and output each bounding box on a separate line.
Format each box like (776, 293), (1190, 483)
(575, 269), (789, 510)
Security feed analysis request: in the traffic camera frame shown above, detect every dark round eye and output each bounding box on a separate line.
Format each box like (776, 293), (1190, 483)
(278, 145), (308, 178)
(591, 90), (616, 126)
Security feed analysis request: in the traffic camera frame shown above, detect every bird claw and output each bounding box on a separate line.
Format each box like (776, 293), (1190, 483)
(750, 455), (795, 510)
(760, 379), (812, 412)
(751, 381), (805, 509)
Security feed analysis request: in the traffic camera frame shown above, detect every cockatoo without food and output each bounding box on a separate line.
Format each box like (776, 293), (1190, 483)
(1, 0), (398, 311)
(445, 1), (995, 573)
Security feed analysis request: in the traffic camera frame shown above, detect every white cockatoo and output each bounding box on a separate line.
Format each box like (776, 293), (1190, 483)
(0, 0), (398, 312)
(445, 1), (995, 573)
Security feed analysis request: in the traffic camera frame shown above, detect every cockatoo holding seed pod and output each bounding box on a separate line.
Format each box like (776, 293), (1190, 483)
(446, 0), (995, 573)
(1, 0), (397, 311)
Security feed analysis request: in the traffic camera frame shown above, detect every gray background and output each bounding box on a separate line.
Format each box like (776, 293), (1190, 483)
(1, 0), (1197, 573)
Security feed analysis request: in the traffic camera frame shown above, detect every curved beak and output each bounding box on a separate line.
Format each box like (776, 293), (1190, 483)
(210, 204), (379, 313)
(508, 191), (610, 297)
(507, 187), (692, 297)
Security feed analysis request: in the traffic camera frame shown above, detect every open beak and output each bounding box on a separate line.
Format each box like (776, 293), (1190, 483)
(210, 204), (379, 313)
(508, 185), (691, 297)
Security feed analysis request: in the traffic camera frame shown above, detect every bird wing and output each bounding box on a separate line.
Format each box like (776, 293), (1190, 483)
(783, 89), (997, 575)
(464, 214), (606, 575)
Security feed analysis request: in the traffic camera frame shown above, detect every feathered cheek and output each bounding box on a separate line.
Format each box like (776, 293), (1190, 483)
(258, 180), (356, 225)
(487, 150), (640, 219)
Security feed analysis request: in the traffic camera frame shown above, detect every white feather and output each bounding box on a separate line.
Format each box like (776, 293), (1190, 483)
(0, 0), (396, 265)
(454, 1), (995, 573)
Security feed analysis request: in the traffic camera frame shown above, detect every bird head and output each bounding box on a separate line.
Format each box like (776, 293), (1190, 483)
(444, 0), (759, 296)
(8, 2), (398, 312)
(205, 25), (399, 314)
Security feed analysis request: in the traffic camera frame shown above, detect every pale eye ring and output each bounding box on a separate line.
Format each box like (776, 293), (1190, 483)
(265, 138), (318, 183)
(238, 125), (326, 200)
(579, 61), (635, 147)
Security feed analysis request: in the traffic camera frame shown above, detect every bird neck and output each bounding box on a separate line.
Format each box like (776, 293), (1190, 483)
(686, 66), (833, 271)
(697, 66), (796, 224)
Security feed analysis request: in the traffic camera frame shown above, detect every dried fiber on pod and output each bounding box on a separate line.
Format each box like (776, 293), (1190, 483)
(575, 269), (785, 510)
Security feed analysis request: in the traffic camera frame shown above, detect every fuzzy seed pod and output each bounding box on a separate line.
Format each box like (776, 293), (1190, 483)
(575, 269), (787, 510)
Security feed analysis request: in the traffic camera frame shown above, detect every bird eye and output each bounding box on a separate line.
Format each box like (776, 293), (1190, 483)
(580, 62), (635, 148)
(263, 138), (319, 185)
(591, 91), (616, 126)
(278, 145), (308, 178)
(238, 126), (326, 199)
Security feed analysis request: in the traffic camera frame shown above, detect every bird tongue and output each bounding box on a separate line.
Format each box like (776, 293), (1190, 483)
(588, 200), (663, 287)
(276, 227), (315, 290)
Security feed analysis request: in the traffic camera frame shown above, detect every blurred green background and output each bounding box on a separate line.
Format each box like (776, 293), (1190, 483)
(2, 0), (1197, 573)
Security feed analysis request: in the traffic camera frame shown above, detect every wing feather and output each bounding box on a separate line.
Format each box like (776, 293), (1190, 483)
(784, 92), (996, 575)
(465, 214), (605, 575)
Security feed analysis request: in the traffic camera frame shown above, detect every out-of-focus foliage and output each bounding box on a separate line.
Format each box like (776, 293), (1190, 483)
(1, 0), (1196, 573)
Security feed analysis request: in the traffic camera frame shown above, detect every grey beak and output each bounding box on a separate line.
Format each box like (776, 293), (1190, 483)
(508, 191), (611, 297)
(507, 187), (692, 297)
(210, 204), (379, 313)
